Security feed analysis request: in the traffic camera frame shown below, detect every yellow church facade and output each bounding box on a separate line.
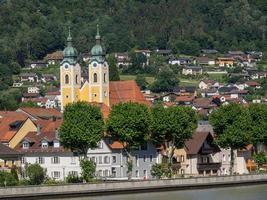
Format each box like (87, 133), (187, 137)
(60, 26), (109, 111)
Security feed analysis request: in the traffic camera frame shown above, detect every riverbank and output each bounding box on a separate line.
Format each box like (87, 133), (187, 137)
(0, 174), (267, 200)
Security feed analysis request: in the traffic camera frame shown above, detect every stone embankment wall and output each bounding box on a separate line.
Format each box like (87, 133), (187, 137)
(1, 174), (267, 199)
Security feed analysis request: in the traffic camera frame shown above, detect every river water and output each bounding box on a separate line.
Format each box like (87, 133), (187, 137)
(60, 184), (267, 200)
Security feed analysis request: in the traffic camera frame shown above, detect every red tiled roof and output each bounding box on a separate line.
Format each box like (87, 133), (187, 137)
(245, 81), (259, 87)
(15, 131), (67, 154)
(109, 141), (124, 149)
(35, 119), (62, 133)
(18, 107), (62, 120)
(0, 112), (28, 142)
(46, 91), (60, 96)
(109, 80), (151, 107)
(176, 95), (194, 102)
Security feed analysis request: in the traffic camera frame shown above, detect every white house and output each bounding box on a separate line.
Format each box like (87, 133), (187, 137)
(182, 66), (203, 76)
(27, 86), (40, 94)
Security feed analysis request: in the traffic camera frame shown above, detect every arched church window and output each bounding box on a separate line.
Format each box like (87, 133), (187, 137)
(94, 73), (97, 83)
(76, 75), (78, 84)
(65, 74), (69, 84)
(104, 73), (106, 83)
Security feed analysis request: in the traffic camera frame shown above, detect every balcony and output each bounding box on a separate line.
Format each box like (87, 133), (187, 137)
(197, 162), (221, 170)
(200, 147), (217, 154)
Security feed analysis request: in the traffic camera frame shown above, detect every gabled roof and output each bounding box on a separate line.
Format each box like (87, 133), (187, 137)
(0, 112), (28, 142)
(185, 132), (212, 155)
(0, 143), (22, 158)
(109, 80), (151, 107)
(17, 107), (62, 120)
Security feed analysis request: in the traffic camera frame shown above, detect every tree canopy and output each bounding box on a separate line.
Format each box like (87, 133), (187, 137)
(150, 69), (179, 93)
(59, 101), (104, 156)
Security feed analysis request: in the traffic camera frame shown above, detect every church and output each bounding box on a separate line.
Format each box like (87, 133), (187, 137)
(60, 26), (150, 115)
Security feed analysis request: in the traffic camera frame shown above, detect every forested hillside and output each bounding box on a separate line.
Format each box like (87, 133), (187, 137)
(0, 0), (267, 81)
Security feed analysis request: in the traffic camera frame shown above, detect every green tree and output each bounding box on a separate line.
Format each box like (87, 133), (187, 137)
(135, 74), (147, 90)
(151, 106), (197, 175)
(60, 102), (104, 157)
(253, 152), (267, 168)
(80, 159), (96, 182)
(151, 163), (165, 179)
(150, 69), (179, 93)
(25, 163), (46, 185)
(0, 171), (18, 187)
(108, 55), (120, 81)
(20, 101), (39, 108)
(106, 102), (151, 179)
(248, 104), (267, 152)
(209, 103), (252, 175)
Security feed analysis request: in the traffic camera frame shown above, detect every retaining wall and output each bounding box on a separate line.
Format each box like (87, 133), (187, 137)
(1, 174), (267, 199)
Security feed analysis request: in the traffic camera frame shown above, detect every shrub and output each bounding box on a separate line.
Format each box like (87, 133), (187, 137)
(25, 163), (46, 185)
(0, 171), (18, 187)
(80, 159), (96, 182)
(66, 174), (82, 183)
(151, 163), (165, 179)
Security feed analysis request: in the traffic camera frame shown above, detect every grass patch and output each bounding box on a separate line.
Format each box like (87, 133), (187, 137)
(120, 75), (155, 84)
(208, 73), (226, 83)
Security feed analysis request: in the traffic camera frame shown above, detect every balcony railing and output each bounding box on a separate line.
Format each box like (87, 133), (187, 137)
(197, 162), (221, 170)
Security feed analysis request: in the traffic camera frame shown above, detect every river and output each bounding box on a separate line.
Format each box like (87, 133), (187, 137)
(57, 184), (267, 200)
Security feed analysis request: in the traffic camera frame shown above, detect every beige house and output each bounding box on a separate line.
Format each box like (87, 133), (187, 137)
(174, 131), (251, 176)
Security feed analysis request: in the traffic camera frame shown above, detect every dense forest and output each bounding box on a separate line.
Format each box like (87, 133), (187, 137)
(1, 0), (267, 64)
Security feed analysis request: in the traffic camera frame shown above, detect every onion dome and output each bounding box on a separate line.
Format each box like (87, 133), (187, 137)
(62, 27), (78, 64)
(90, 25), (105, 61)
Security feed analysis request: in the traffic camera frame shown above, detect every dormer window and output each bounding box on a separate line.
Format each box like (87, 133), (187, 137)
(22, 141), (29, 149)
(54, 140), (60, 148)
(41, 140), (48, 148)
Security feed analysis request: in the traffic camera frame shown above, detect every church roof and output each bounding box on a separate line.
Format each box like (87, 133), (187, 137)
(109, 80), (151, 107)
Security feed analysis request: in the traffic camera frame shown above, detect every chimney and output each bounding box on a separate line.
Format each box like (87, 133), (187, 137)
(37, 125), (41, 135)
(55, 128), (59, 139)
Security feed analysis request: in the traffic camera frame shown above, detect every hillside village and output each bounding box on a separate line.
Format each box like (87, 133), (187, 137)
(0, 27), (267, 184)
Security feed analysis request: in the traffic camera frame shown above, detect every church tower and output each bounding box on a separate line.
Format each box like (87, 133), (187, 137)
(88, 25), (109, 106)
(60, 28), (81, 111)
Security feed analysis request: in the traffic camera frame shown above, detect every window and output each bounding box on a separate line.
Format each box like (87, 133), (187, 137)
(98, 170), (102, 177)
(112, 156), (116, 164)
(135, 155), (139, 167)
(91, 157), (96, 163)
(135, 170), (139, 177)
(22, 142), (29, 149)
(97, 142), (103, 149)
(104, 156), (110, 164)
(52, 171), (60, 179)
(52, 156), (60, 164)
(143, 170), (147, 177)
(223, 154), (226, 162)
(37, 157), (44, 164)
(93, 73), (97, 83)
(71, 157), (76, 164)
(140, 142), (148, 151)
(54, 140), (60, 148)
(228, 154), (231, 162)
(104, 170), (109, 177)
(143, 155), (146, 162)
(150, 155), (153, 162)
(181, 169), (184, 174)
(111, 167), (116, 177)
(69, 171), (78, 176)
(41, 141), (48, 148)
(99, 156), (102, 164)
(104, 73), (106, 83)
(65, 74), (69, 84)
(181, 155), (185, 162)
(21, 157), (26, 164)
(76, 75), (78, 84)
